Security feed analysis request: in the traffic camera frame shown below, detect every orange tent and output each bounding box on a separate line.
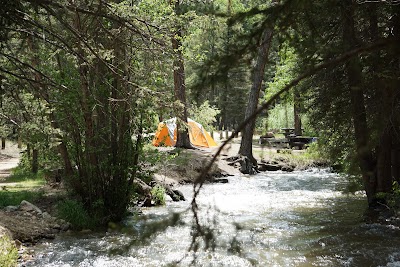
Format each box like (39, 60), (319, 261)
(152, 118), (217, 148)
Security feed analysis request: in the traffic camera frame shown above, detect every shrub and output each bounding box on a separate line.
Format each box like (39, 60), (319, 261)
(57, 200), (95, 230)
(386, 182), (400, 210)
(189, 101), (220, 131)
(151, 185), (166, 206)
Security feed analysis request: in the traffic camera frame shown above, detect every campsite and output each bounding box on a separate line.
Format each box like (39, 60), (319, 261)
(152, 118), (217, 148)
(0, 1), (399, 266)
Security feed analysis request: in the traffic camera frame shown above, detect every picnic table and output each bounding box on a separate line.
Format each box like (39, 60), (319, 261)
(280, 128), (304, 138)
(288, 136), (317, 150)
(259, 129), (317, 150)
(281, 128), (295, 137)
(259, 137), (289, 147)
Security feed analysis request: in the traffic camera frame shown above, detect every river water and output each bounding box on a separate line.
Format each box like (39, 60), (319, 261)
(25, 169), (400, 266)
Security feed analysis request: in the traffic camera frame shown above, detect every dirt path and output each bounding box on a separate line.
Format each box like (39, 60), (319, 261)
(0, 143), (21, 186)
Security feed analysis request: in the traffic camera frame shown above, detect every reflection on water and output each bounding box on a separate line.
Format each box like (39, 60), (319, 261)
(24, 169), (400, 266)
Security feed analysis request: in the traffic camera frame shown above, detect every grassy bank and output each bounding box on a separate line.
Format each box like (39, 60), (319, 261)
(0, 168), (45, 208)
(254, 143), (330, 170)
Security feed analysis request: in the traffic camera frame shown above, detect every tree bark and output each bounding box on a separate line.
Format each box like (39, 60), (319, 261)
(53, 55), (74, 177)
(32, 148), (38, 174)
(171, 0), (192, 149)
(366, 3), (392, 194)
(342, 0), (376, 205)
(72, 8), (100, 208)
(239, 28), (273, 165)
(389, 4), (400, 184)
(27, 28), (43, 174)
(293, 88), (302, 136)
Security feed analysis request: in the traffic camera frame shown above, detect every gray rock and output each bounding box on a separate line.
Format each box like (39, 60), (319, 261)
(281, 165), (294, 172)
(60, 223), (71, 231)
(19, 200), (43, 214)
(4, 205), (18, 212)
(42, 212), (52, 219)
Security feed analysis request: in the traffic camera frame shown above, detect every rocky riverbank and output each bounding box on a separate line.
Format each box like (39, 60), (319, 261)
(0, 141), (327, 265)
(0, 200), (70, 244)
(0, 144), (71, 264)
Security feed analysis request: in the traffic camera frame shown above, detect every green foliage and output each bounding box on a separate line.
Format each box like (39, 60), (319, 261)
(386, 182), (400, 210)
(344, 175), (364, 194)
(0, 235), (18, 267)
(265, 44), (298, 101)
(189, 100), (220, 131)
(150, 185), (166, 206)
(57, 200), (96, 230)
(184, 0), (252, 130)
(264, 103), (293, 130)
(310, 128), (360, 176)
(302, 142), (326, 162)
(139, 145), (177, 184)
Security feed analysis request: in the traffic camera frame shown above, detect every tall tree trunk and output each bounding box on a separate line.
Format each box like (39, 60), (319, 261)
(285, 103), (289, 128)
(238, 28), (273, 168)
(49, 13), (74, 178)
(32, 148), (38, 174)
(171, 0), (192, 149)
(107, 18), (135, 220)
(390, 5), (400, 184)
(366, 3), (392, 194)
(53, 56), (74, 177)
(293, 88), (302, 136)
(27, 27), (42, 174)
(219, 0), (232, 132)
(342, 0), (376, 205)
(17, 135), (22, 149)
(73, 9), (99, 208)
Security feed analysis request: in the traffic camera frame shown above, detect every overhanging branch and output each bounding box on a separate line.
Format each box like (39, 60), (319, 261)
(188, 37), (395, 249)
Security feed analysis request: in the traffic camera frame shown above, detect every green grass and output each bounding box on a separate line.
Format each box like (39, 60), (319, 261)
(0, 190), (44, 208)
(0, 235), (18, 267)
(57, 200), (96, 230)
(6, 167), (45, 183)
(0, 167), (46, 207)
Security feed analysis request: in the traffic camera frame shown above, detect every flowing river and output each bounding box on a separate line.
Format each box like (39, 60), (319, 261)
(24, 169), (400, 266)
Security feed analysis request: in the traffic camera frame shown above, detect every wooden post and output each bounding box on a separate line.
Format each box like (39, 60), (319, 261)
(1, 138), (5, 150)
(17, 136), (22, 149)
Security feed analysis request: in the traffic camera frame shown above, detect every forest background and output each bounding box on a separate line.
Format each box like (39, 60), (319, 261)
(0, 0), (399, 225)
